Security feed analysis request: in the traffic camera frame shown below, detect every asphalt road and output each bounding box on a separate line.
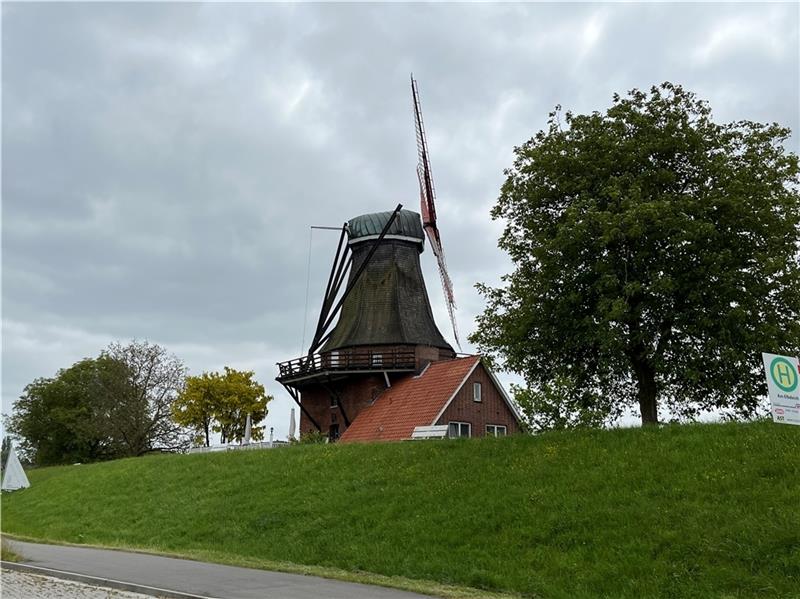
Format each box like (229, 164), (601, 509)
(5, 540), (432, 599)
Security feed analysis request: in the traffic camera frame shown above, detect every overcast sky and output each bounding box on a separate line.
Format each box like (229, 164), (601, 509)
(3, 2), (798, 440)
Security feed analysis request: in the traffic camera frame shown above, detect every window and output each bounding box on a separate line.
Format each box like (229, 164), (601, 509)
(473, 382), (482, 402)
(372, 353), (383, 367)
(448, 421), (471, 438)
(330, 350), (340, 367)
(328, 423), (340, 442)
(486, 424), (507, 437)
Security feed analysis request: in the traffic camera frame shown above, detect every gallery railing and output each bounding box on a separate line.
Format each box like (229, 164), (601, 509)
(277, 348), (416, 381)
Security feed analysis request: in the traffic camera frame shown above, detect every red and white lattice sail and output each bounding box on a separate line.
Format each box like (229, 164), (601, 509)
(411, 75), (460, 349)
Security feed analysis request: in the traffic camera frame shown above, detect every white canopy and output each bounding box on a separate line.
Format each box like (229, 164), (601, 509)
(2, 447), (30, 491)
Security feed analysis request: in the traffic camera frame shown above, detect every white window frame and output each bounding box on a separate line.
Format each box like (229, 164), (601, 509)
(372, 352), (383, 367)
(448, 421), (471, 438)
(485, 424), (507, 437)
(473, 382), (482, 402)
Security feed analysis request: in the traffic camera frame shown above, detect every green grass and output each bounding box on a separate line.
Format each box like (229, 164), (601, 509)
(1, 539), (21, 562)
(1, 422), (799, 598)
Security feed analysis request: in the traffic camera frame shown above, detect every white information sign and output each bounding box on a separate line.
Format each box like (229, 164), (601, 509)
(762, 352), (800, 426)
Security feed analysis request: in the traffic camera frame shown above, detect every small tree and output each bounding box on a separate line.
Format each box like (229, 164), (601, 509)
(472, 83), (800, 427)
(172, 372), (219, 447)
(173, 367), (271, 446)
(213, 368), (270, 444)
(103, 340), (189, 454)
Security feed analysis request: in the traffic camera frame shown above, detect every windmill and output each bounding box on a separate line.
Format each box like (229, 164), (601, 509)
(276, 78), (462, 441)
(411, 75), (460, 349)
(277, 205), (456, 439)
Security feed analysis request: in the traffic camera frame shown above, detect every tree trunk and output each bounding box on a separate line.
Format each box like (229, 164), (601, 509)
(630, 353), (659, 425)
(204, 420), (210, 447)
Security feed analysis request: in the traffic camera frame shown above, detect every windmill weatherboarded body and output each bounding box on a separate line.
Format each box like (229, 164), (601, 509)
(276, 79), (521, 442)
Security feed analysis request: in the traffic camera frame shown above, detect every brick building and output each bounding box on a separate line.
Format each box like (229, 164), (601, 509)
(340, 355), (521, 443)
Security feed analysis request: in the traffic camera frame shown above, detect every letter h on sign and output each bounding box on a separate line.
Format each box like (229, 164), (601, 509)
(776, 363), (793, 387)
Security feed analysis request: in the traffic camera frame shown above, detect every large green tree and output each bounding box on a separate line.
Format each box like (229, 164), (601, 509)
(172, 367), (271, 446)
(471, 83), (800, 428)
(7, 355), (132, 465)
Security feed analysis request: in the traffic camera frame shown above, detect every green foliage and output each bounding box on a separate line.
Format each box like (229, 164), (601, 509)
(471, 82), (800, 427)
(213, 368), (270, 444)
(512, 380), (613, 433)
(173, 367), (271, 446)
(8, 340), (189, 465)
(294, 430), (327, 444)
(2, 422), (798, 598)
(7, 356), (132, 465)
(1, 436), (12, 473)
(1, 539), (21, 562)
(102, 340), (188, 455)
(172, 372), (219, 447)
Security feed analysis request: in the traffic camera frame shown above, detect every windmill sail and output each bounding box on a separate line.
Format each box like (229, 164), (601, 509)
(411, 76), (460, 348)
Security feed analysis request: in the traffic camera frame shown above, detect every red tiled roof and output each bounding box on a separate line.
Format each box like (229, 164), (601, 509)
(339, 355), (481, 443)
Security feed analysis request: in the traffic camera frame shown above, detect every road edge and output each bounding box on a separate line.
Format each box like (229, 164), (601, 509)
(0, 560), (215, 599)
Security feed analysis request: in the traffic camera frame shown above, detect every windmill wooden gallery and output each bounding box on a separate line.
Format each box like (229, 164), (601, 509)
(276, 78), (522, 443)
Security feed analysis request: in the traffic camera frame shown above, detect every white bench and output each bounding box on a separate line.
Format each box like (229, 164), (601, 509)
(410, 425), (449, 440)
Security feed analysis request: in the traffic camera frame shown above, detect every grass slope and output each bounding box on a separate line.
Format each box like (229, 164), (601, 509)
(2, 422), (799, 598)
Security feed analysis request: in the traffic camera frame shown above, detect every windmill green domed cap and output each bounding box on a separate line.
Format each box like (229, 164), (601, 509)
(321, 207), (452, 353)
(348, 209), (425, 244)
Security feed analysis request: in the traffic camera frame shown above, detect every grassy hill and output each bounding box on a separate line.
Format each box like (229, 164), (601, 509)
(2, 421), (799, 598)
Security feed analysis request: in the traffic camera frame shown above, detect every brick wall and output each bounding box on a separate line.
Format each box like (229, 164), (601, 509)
(298, 343), (455, 440)
(414, 345), (456, 366)
(435, 363), (520, 437)
(298, 374), (387, 438)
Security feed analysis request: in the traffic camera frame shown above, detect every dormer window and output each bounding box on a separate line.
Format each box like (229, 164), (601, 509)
(473, 382), (482, 402)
